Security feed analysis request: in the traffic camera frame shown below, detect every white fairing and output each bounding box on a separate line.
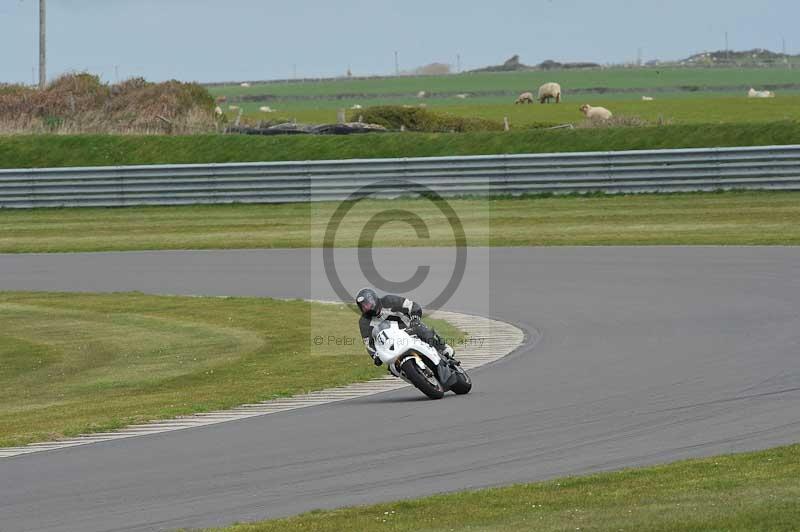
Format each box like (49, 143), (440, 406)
(372, 321), (441, 381)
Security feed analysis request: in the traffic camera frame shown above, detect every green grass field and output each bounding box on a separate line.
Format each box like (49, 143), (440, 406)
(194, 443), (800, 532)
(210, 67), (800, 98)
(1, 122), (799, 169)
(225, 95), (800, 128)
(0, 291), (461, 447)
(206, 67), (800, 127)
(1, 192), (798, 254)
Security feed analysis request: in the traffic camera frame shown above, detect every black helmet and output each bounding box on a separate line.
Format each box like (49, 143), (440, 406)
(356, 288), (381, 317)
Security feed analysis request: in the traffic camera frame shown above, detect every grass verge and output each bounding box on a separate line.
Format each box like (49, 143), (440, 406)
(194, 443), (800, 532)
(1, 191), (799, 253)
(1, 122), (799, 169)
(0, 292), (462, 447)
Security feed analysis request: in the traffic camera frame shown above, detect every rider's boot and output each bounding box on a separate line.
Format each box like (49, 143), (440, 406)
(435, 336), (458, 365)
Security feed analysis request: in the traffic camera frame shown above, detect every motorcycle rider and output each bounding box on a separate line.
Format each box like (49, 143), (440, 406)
(356, 287), (455, 366)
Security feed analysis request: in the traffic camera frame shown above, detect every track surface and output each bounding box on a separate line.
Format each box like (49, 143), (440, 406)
(1, 247), (799, 532)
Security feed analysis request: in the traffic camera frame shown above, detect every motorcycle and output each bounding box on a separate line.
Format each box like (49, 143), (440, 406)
(372, 320), (472, 399)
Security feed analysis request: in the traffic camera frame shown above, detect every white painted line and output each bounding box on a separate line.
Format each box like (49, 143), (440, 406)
(1, 308), (524, 459)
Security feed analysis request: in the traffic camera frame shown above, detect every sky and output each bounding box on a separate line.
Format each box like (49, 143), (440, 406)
(0, 0), (798, 84)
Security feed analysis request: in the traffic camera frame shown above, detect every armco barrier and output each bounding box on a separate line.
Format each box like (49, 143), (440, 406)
(0, 145), (798, 208)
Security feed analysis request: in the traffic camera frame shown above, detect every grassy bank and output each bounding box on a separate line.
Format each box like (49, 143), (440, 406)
(1, 122), (799, 169)
(1, 192), (798, 253)
(0, 292), (461, 447)
(195, 443), (800, 532)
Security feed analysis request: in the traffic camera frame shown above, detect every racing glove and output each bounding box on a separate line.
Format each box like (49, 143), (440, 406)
(365, 337), (382, 366)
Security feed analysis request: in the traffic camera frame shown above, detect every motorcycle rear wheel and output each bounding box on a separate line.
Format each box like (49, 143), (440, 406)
(401, 357), (445, 399)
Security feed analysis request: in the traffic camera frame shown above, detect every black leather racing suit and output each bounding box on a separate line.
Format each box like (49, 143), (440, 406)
(359, 295), (448, 361)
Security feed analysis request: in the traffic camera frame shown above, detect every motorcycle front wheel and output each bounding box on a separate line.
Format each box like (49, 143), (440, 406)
(401, 357), (445, 399)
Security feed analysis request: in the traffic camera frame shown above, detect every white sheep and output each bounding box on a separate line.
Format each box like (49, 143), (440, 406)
(455, 93), (469, 99)
(214, 106), (223, 116)
(350, 104), (363, 109)
(259, 106), (275, 113)
(579, 104), (613, 121)
(240, 82), (251, 88)
(748, 88), (775, 98)
(417, 91), (427, 98)
(538, 82), (562, 103)
(515, 92), (535, 104)
(642, 96), (654, 101)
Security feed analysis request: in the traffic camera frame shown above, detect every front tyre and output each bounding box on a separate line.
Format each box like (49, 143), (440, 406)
(401, 357), (445, 400)
(450, 367), (472, 395)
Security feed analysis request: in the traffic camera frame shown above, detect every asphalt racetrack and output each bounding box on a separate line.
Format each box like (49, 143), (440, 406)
(1, 247), (799, 532)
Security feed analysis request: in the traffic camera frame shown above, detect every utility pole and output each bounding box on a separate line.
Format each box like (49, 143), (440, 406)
(394, 51), (399, 76)
(783, 37), (791, 69)
(456, 54), (461, 73)
(39, 0), (46, 89)
(724, 31), (729, 63)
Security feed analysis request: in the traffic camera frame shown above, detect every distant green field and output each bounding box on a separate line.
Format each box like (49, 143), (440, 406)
(227, 95), (800, 128)
(207, 67), (800, 127)
(209, 67), (800, 98)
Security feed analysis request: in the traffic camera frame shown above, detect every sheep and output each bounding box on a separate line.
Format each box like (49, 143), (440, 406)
(538, 82), (562, 103)
(455, 93), (469, 99)
(350, 104), (363, 110)
(579, 104), (613, 121)
(240, 82), (251, 88)
(515, 92), (535, 104)
(259, 106), (275, 113)
(214, 106), (223, 116)
(748, 88), (775, 98)
(417, 91), (427, 99)
(642, 96), (654, 101)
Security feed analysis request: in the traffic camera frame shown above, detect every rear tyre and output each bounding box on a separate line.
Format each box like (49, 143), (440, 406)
(450, 367), (472, 395)
(401, 357), (445, 400)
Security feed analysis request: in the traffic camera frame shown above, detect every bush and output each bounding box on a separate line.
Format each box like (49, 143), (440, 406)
(576, 114), (652, 129)
(0, 73), (217, 135)
(349, 105), (504, 132)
